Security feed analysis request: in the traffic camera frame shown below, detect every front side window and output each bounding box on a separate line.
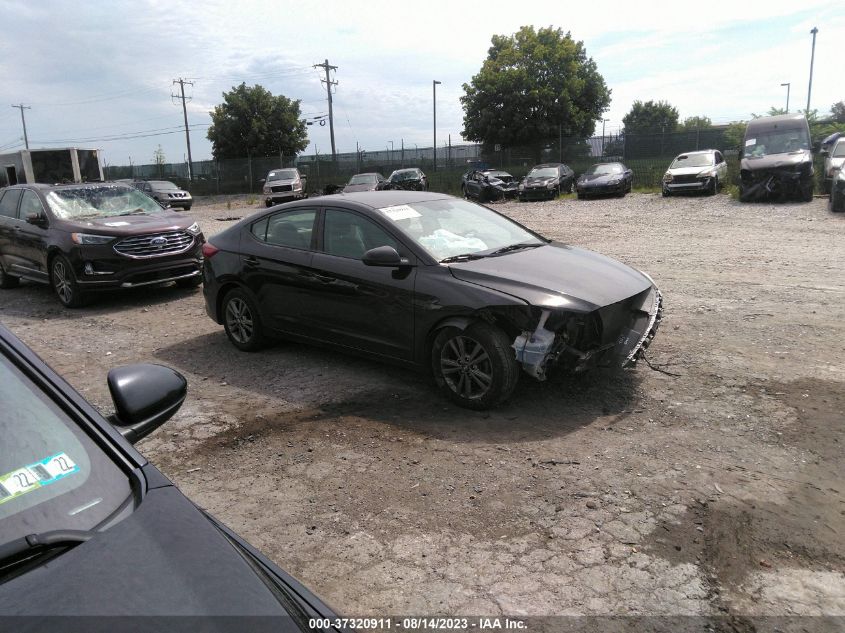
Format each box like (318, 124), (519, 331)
(377, 198), (543, 262)
(0, 353), (133, 542)
(46, 186), (165, 220)
(19, 190), (45, 218)
(323, 209), (400, 259)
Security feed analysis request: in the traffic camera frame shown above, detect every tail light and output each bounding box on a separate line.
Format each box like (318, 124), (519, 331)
(201, 243), (220, 258)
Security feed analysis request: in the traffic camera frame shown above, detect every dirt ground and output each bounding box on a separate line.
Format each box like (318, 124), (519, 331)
(1, 192), (843, 627)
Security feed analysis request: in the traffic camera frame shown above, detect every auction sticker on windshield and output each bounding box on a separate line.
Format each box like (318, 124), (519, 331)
(0, 452), (80, 506)
(379, 205), (421, 221)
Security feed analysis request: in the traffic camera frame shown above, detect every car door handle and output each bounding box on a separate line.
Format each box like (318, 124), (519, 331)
(244, 256), (260, 268)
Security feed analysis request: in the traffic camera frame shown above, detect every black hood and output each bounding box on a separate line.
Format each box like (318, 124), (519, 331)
(579, 173), (617, 184)
(448, 242), (652, 311)
(1, 486), (296, 619)
(740, 150), (811, 172)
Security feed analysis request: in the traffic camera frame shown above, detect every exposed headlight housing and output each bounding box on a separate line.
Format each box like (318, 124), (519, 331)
(546, 182), (556, 189)
(263, 186), (271, 194)
(663, 172), (673, 183)
(518, 183), (525, 191)
(697, 169), (716, 178)
(186, 222), (201, 235)
(71, 233), (113, 245)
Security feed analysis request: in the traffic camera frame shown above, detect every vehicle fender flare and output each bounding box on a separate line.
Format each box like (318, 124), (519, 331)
(422, 316), (476, 364)
(215, 280), (256, 324)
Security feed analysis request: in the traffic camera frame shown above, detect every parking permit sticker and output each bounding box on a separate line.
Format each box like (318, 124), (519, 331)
(379, 205), (421, 221)
(0, 452), (79, 506)
(745, 138), (756, 147)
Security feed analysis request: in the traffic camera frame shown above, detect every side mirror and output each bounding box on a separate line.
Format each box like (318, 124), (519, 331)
(362, 245), (410, 267)
(107, 364), (187, 444)
(25, 212), (48, 228)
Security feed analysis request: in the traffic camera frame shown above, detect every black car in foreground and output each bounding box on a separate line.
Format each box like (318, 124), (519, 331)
(576, 162), (633, 199)
(0, 183), (203, 307)
(518, 163), (575, 201)
(202, 192), (662, 409)
(0, 324), (342, 630)
(461, 169), (518, 202)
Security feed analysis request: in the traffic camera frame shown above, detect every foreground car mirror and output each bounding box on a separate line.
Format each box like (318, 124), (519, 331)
(362, 245), (411, 267)
(107, 364), (187, 444)
(25, 212), (48, 228)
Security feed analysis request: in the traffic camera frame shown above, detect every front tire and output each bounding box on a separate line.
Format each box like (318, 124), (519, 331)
(431, 322), (519, 410)
(708, 177), (718, 196)
(222, 288), (266, 352)
(0, 262), (20, 289)
(800, 181), (814, 203)
(51, 255), (87, 308)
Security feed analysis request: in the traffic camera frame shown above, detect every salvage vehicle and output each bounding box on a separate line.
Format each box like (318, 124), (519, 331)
(133, 179), (193, 211)
(662, 150), (727, 196)
(822, 137), (845, 194)
(739, 114), (814, 202)
(343, 172), (390, 193)
(461, 169), (518, 202)
(829, 166), (845, 213)
(262, 168), (307, 206)
(0, 323), (343, 628)
(387, 168), (428, 191)
(517, 163), (575, 201)
(0, 182), (204, 307)
(202, 191), (662, 410)
(575, 162), (633, 199)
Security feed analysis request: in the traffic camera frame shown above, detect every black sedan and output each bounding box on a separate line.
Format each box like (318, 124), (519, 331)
(461, 169), (518, 202)
(518, 163), (575, 201)
(202, 192), (662, 410)
(0, 323), (343, 629)
(576, 162), (633, 199)
(387, 168), (428, 191)
(343, 172), (390, 193)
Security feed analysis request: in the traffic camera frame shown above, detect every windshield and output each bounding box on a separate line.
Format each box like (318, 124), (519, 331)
(484, 171), (512, 180)
(46, 186), (166, 220)
(832, 142), (845, 158)
(377, 198), (544, 261)
(148, 181), (179, 191)
(670, 154), (714, 169)
(348, 174), (378, 185)
(0, 351), (133, 544)
(390, 170), (420, 182)
(528, 167), (558, 178)
(585, 164), (623, 175)
(744, 128), (810, 158)
(267, 170), (298, 182)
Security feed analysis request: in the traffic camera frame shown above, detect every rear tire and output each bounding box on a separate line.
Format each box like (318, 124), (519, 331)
(0, 262), (20, 289)
(51, 255), (87, 308)
(431, 322), (519, 410)
(222, 288), (266, 352)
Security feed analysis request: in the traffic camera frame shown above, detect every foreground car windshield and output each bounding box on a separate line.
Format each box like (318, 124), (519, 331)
(745, 130), (810, 157)
(0, 353), (133, 543)
(378, 198), (543, 261)
(46, 186), (165, 220)
(267, 170), (298, 182)
(585, 164), (623, 175)
(528, 168), (558, 178)
(670, 154), (713, 169)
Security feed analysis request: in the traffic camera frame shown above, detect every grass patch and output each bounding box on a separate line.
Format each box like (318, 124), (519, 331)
(631, 185), (662, 194)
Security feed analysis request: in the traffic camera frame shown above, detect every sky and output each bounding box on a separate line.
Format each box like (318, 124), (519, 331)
(0, 0), (842, 168)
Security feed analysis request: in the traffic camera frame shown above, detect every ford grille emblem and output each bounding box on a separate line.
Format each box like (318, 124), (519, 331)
(150, 237), (168, 247)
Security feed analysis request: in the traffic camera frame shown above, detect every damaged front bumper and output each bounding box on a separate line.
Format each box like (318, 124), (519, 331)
(512, 286), (663, 381)
(739, 167), (812, 202)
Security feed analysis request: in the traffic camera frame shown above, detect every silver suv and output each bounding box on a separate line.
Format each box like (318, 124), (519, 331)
(823, 137), (845, 193)
(262, 168), (307, 206)
(662, 149), (727, 196)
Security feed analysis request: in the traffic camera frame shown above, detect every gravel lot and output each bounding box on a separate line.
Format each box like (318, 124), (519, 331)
(2, 192), (843, 626)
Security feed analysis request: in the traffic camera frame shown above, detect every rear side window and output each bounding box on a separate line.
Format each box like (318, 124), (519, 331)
(252, 209), (316, 250)
(0, 189), (22, 218)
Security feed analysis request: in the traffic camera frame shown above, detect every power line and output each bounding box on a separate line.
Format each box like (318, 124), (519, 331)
(32, 123), (209, 145)
(10, 104), (31, 149)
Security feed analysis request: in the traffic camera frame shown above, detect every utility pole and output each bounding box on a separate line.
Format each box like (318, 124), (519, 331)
(314, 59), (338, 161)
(11, 104), (31, 149)
(781, 82), (791, 113)
(433, 80), (441, 171)
(806, 27), (818, 114)
(172, 79), (194, 181)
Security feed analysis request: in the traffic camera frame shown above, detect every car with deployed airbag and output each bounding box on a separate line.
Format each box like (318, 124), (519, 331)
(201, 191), (662, 410)
(0, 323), (344, 629)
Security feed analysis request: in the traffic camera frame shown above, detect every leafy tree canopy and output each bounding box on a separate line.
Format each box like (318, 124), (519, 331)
(679, 115), (712, 131)
(460, 26), (611, 157)
(207, 83), (308, 159)
(831, 101), (845, 124)
(622, 100), (679, 134)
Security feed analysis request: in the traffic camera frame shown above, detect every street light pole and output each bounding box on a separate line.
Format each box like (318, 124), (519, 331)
(433, 80), (441, 171)
(387, 141), (394, 164)
(601, 118), (610, 156)
(806, 27), (818, 114)
(781, 82), (791, 113)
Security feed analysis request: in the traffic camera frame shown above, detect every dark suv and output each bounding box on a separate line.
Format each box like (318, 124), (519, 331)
(0, 183), (204, 307)
(133, 180), (193, 211)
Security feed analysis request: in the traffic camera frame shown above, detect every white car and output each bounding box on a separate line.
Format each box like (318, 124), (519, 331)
(823, 137), (845, 193)
(662, 149), (728, 196)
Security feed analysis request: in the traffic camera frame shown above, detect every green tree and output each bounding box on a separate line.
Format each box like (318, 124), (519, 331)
(724, 122), (746, 150)
(622, 100), (679, 134)
(460, 26), (611, 161)
(832, 101), (845, 124)
(207, 83), (308, 159)
(679, 115), (712, 131)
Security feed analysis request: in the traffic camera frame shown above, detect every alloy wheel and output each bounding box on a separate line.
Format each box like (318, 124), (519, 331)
(439, 334), (493, 400)
(225, 297), (254, 344)
(52, 259), (73, 305)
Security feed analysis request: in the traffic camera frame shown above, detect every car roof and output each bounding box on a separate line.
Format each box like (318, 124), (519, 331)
(322, 190), (450, 208)
(673, 150), (717, 157)
(530, 163), (563, 168)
